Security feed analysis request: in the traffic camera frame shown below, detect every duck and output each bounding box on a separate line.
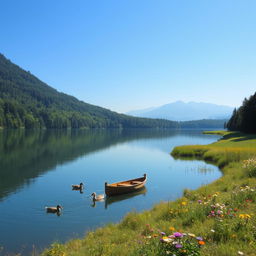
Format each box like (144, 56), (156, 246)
(45, 205), (63, 214)
(72, 182), (84, 190)
(91, 192), (105, 201)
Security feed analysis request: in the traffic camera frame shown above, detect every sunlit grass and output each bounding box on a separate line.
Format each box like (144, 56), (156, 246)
(41, 131), (256, 256)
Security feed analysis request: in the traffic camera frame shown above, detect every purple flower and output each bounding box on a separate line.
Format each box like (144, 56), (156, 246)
(198, 200), (202, 204)
(161, 232), (166, 235)
(196, 236), (203, 241)
(173, 232), (183, 238)
(175, 244), (183, 248)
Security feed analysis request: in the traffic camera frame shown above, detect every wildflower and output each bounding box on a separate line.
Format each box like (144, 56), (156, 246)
(161, 232), (166, 235)
(169, 226), (175, 231)
(181, 201), (187, 206)
(198, 200), (202, 204)
(196, 236), (203, 241)
(188, 233), (196, 237)
(161, 236), (173, 243)
(237, 251), (244, 255)
(239, 214), (251, 219)
(210, 229), (215, 233)
(173, 232), (183, 238)
(175, 244), (182, 248)
(198, 240), (205, 245)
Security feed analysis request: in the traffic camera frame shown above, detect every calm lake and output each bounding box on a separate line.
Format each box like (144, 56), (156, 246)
(0, 129), (221, 255)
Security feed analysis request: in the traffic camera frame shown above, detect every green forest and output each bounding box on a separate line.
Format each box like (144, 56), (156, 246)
(227, 92), (256, 133)
(0, 54), (180, 129)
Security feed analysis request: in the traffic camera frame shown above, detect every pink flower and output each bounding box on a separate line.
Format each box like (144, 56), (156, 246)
(173, 232), (183, 238)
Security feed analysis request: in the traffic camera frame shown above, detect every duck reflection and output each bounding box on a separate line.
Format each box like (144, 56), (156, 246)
(72, 183), (84, 194)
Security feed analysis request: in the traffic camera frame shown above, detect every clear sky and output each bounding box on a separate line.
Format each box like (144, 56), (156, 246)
(1, 0), (256, 113)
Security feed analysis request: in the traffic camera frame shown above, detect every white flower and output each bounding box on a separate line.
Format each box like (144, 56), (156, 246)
(238, 251), (244, 255)
(210, 229), (215, 233)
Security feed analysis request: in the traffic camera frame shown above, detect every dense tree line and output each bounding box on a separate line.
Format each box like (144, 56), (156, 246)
(0, 54), (179, 129)
(226, 92), (256, 133)
(180, 119), (227, 129)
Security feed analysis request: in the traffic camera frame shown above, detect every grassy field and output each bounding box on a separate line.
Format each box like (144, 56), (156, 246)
(41, 131), (256, 256)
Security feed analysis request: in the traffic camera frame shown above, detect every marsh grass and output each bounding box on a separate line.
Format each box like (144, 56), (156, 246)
(41, 131), (256, 256)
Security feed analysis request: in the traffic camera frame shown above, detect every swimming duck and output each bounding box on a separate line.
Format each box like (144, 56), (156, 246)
(45, 205), (62, 213)
(72, 182), (84, 190)
(91, 192), (105, 201)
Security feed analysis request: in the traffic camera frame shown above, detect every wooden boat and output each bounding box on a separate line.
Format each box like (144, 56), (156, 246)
(105, 174), (147, 196)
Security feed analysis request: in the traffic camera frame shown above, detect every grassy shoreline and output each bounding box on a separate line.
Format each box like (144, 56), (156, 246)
(41, 131), (256, 256)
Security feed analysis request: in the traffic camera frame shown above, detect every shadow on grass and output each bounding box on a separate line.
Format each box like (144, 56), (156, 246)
(221, 132), (256, 142)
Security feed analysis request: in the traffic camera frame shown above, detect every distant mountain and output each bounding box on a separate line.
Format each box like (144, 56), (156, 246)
(127, 101), (234, 121)
(0, 53), (178, 129)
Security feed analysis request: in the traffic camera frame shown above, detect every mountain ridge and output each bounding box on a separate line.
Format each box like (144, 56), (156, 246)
(127, 101), (233, 121)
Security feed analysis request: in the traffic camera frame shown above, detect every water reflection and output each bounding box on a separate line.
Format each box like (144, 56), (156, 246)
(104, 187), (147, 209)
(0, 129), (182, 201)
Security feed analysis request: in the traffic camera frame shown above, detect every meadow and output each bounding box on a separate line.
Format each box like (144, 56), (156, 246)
(41, 131), (256, 256)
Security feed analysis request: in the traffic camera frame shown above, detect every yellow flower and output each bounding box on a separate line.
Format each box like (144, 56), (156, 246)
(188, 233), (196, 237)
(245, 214), (251, 219)
(239, 214), (251, 219)
(181, 201), (187, 206)
(239, 214), (245, 219)
(162, 236), (173, 243)
(169, 226), (175, 231)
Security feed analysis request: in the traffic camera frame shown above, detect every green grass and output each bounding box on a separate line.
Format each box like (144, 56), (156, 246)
(41, 131), (256, 256)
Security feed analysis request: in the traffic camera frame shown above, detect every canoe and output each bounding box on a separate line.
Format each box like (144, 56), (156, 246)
(105, 174), (147, 196)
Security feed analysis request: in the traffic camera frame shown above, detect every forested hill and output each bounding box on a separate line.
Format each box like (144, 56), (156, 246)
(0, 54), (178, 129)
(227, 92), (256, 133)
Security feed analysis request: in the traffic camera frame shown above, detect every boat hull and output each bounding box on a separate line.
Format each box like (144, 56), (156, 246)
(105, 174), (147, 196)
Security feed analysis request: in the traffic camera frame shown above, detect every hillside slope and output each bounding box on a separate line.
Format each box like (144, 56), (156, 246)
(0, 54), (177, 129)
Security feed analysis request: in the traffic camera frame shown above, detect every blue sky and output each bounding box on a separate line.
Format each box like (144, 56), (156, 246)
(1, 0), (256, 113)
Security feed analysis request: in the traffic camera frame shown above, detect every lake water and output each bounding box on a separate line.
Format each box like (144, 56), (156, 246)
(0, 129), (221, 255)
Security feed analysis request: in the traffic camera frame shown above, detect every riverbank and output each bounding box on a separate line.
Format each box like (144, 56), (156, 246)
(42, 131), (256, 256)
